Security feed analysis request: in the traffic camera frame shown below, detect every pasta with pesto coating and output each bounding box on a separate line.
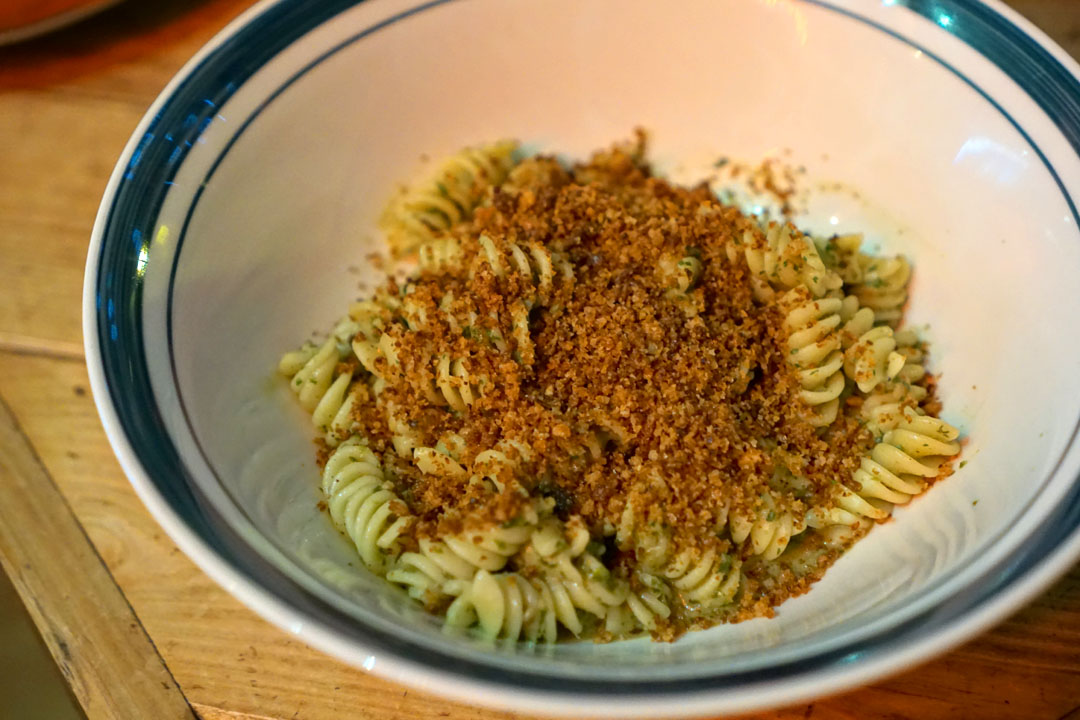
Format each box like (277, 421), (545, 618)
(740, 221), (843, 300)
(381, 140), (518, 257)
(279, 136), (963, 645)
(322, 438), (412, 574)
(808, 412), (961, 528)
(780, 287), (846, 427)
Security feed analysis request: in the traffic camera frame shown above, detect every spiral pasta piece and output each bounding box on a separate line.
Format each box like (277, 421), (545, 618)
(730, 494), (807, 561)
(345, 289), (404, 375)
(397, 291), (431, 332)
(278, 319), (365, 444)
(417, 236), (465, 274)
(817, 233), (863, 281)
(780, 288), (846, 427)
(279, 339), (338, 411)
(386, 485), (537, 602)
(658, 252), (705, 316)
(356, 289), (492, 411)
(322, 438), (412, 574)
(662, 548), (742, 607)
(509, 301), (535, 367)
(413, 445), (469, 479)
(615, 502), (740, 614)
(352, 331), (401, 379)
(614, 489), (728, 571)
(741, 221), (843, 300)
(844, 325), (905, 393)
(857, 328), (930, 436)
(433, 354), (484, 410)
(385, 401), (422, 458)
(808, 412), (961, 527)
(471, 439), (533, 492)
(358, 325), (487, 412)
(444, 534), (631, 643)
(851, 255), (911, 326)
(892, 328), (927, 384)
(836, 295), (875, 348)
(614, 499), (673, 572)
(381, 140), (518, 257)
(385, 546), (455, 606)
(444, 570), (537, 641)
(441, 524), (536, 573)
(513, 514), (590, 586)
(349, 288), (404, 378)
(819, 234), (911, 325)
(386, 522), (536, 604)
(477, 234), (572, 306)
(436, 519), (590, 643)
(607, 571), (672, 635)
(500, 156), (569, 195)
(544, 553), (626, 621)
(438, 511), (734, 643)
(348, 298), (392, 339)
(659, 252), (704, 294)
(444, 569), (571, 643)
(860, 380), (928, 437)
(319, 380), (366, 446)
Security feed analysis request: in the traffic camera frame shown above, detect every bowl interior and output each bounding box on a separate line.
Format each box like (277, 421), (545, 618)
(128, 0), (1080, 680)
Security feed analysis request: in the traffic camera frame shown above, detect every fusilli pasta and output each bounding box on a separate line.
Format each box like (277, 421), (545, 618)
(780, 288), (846, 427)
(381, 140), (518, 257)
(477, 234), (572, 306)
(417, 236), (465, 274)
(740, 221), (843, 300)
(730, 494), (806, 561)
(322, 438), (412, 574)
(824, 235), (911, 326)
(808, 412), (961, 527)
(843, 325), (906, 393)
(281, 137), (963, 645)
(278, 319), (362, 443)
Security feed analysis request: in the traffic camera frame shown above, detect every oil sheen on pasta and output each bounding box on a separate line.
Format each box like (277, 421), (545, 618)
(278, 134), (962, 644)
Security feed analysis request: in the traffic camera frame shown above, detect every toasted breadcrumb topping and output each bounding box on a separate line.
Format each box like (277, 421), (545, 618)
(338, 137), (883, 633)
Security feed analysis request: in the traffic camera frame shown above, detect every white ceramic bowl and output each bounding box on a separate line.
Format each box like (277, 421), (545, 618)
(85, 0), (1080, 716)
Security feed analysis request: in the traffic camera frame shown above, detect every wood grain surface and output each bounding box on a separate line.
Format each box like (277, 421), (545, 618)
(0, 1), (1078, 719)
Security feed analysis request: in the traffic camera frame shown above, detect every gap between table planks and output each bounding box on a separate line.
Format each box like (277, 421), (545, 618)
(0, 0), (1078, 718)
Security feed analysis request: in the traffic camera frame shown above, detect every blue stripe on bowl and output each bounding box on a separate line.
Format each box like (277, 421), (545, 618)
(905, 0), (1080, 152)
(92, 0), (1080, 696)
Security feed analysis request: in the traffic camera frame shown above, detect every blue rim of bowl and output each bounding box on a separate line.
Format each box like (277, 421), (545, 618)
(90, 0), (1080, 697)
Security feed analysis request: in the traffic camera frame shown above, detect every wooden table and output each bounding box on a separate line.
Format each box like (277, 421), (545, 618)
(1, 2), (1078, 718)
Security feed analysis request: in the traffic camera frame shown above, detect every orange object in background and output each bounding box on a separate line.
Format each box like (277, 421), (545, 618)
(0, 0), (119, 44)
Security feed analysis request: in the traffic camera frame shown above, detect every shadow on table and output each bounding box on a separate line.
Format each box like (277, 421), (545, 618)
(0, 567), (85, 720)
(0, 0), (251, 91)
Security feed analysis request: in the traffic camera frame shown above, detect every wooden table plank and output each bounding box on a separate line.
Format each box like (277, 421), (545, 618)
(1006, 0), (1080, 60)
(0, 0), (253, 354)
(0, 1), (1078, 719)
(0, 377), (197, 720)
(0, 93), (134, 352)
